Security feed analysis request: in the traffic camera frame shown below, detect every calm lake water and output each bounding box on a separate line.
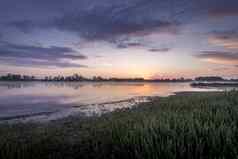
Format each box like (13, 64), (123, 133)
(0, 82), (224, 122)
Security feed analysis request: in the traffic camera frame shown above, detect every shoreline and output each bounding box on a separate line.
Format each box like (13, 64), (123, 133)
(0, 96), (151, 123)
(0, 90), (223, 123)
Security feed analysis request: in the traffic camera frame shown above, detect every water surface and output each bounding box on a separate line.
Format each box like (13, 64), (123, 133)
(0, 82), (223, 121)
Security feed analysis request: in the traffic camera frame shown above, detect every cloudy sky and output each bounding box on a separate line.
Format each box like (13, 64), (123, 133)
(0, 0), (238, 78)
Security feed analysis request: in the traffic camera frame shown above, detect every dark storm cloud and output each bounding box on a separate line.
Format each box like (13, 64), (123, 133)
(0, 42), (87, 68)
(115, 40), (144, 49)
(3, 0), (237, 42)
(123, 42), (142, 47)
(210, 30), (238, 38)
(0, 42), (87, 60)
(8, 20), (39, 33)
(208, 7), (238, 17)
(208, 30), (238, 49)
(208, 0), (238, 17)
(1, 0), (238, 39)
(196, 51), (238, 65)
(1, 0), (181, 41)
(113, 38), (171, 52)
(54, 13), (179, 40)
(0, 57), (87, 68)
(148, 48), (171, 52)
(191, 0), (238, 18)
(198, 51), (238, 60)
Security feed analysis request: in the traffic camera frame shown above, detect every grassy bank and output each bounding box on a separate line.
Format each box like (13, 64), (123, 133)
(1, 91), (238, 159)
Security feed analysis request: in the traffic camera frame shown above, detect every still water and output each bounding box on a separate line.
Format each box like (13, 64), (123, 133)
(0, 82), (221, 122)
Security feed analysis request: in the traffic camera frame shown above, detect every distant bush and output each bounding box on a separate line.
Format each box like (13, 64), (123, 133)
(195, 76), (225, 81)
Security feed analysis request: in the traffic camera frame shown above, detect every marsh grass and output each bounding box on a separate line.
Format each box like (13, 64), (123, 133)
(1, 91), (238, 159)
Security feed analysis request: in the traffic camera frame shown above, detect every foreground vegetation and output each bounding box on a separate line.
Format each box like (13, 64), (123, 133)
(1, 91), (238, 159)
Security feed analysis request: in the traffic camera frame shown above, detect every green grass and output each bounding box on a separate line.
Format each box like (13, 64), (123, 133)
(1, 91), (238, 159)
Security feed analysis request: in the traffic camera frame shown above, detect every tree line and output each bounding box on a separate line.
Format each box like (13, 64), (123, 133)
(0, 73), (194, 82)
(2, 74), (237, 82)
(0, 74), (35, 81)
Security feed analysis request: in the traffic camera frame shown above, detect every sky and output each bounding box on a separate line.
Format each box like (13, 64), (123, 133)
(0, 0), (238, 79)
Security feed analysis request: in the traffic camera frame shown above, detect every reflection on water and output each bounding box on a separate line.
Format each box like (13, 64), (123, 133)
(0, 81), (221, 122)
